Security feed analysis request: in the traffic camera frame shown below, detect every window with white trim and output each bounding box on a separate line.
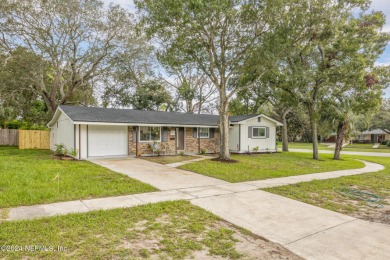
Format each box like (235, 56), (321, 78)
(198, 127), (209, 138)
(139, 126), (161, 142)
(252, 127), (266, 138)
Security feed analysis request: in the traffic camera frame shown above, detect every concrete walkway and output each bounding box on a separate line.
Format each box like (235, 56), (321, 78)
(165, 155), (211, 167)
(290, 148), (390, 157)
(372, 143), (380, 149)
(5, 158), (390, 259)
(92, 157), (228, 190)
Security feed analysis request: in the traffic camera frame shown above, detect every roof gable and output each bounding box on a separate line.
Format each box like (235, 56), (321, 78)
(229, 114), (283, 126)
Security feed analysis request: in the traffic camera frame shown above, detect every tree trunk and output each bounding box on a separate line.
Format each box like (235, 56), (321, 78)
(281, 110), (289, 152)
(333, 121), (347, 160)
(308, 107), (319, 160)
(218, 94), (231, 160)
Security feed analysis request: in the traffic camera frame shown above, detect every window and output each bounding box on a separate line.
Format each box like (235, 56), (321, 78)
(139, 126), (161, 142)
(198, 127), (209, 138)
(252, 127), (266, 138)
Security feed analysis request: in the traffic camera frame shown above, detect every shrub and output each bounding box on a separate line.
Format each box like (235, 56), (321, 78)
(69, 148), (78, 158)
(387, 141), (390, 147)
(200, 148), (206, 155)
(179, 151), (184, 156)
(54, 144), (65, 156)
(381, 140), (388, 145)
(252, 146), (259, 152)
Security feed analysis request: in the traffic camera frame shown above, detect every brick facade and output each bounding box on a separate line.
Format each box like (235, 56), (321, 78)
(128, 126), (219, 156)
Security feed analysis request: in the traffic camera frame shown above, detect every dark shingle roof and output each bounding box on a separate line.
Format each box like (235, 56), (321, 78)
(361, 129), (389, 135)
(229, 114), (259, 122)
(59, 105), (220, 126)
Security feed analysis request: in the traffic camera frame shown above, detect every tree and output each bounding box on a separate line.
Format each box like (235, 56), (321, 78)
(271, 1), (388, 159)
(163, 64), (218, 114)
(370, 99), (390, 130)
(0, 48), (52, 125)
(0, 0), (137, 113)
(135, 0), (283, 160)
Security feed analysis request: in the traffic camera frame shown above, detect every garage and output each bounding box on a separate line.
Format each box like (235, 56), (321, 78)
(87, 125), (128, 157)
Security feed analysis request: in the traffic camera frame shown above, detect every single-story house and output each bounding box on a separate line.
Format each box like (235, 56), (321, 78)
(355, 129), (390, 143)
(48, 105), (282, 159)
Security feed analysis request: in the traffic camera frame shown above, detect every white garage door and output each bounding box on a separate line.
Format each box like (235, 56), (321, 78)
(88, 125), (128, 157)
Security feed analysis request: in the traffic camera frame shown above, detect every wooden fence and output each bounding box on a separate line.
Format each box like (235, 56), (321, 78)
(18, 130), (50, 150)
(0, 129), (18, 146)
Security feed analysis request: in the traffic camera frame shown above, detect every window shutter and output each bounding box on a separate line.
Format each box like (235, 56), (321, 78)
(248, 126), (252, 138)
(258, 117), (261, 122)
(210, 128), (215, 138)
(193, 127), (198, 138)
(266, 127), (269, 138)
(132, 127), (137, 142)
(162, 127), (169, 142)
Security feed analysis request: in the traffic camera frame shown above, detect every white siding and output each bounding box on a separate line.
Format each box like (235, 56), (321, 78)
(238, 116), (277, 152)
(50, 112), (74, 151)
(229, 125), (240, 151)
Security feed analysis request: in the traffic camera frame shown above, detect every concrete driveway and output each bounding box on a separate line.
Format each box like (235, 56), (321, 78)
(91, 157), (228, 190)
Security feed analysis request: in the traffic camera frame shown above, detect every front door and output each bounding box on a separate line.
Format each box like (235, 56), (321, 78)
(177, 127), (185, 150)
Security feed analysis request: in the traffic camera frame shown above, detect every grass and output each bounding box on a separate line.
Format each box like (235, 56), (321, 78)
(0, 201), (249, 259)
(141, 155), (199, 165)
(342, 143), (390, 153)
(277, 142), (329, 150)
(0, 147), (156, 208)
(278, 142), (390, 153)
(179, 152), (365, 182)
(264, 155), (390, 224)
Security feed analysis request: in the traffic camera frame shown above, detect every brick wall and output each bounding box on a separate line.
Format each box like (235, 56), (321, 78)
(128, 127), (177, 155)
(129, 127), (220, 156)
(185, 127), (220, 154)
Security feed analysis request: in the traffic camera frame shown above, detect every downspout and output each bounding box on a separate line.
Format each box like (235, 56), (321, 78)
(198, 127), (200, 154)
(86, 125), (89, 158)
(78, 124), (81, 159)
(238, 124), (241, 152)
(136, 126), (139, 157)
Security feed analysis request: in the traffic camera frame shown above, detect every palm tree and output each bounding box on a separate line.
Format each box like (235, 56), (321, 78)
(330, 98), (356, 160)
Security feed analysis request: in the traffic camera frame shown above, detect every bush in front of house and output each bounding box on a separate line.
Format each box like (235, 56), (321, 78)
(387, 141), (390, 147)
(381, 140), (387, 145)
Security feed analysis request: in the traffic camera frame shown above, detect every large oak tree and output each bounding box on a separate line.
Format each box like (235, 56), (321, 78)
(0, 0), (138, 113)
(135, 0), (283, 160)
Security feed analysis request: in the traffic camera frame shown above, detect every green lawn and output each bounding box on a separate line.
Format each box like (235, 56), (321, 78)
(277, 142), (329, 150)
(278, 142), (390, 153)
(141, 155), (199, 165)
(342, 143), (390, 153)
(179, 152), (365, 182)
(264, 155), (390, 224)
(0, 147), (156, 208)
(0, 201), (297, 259)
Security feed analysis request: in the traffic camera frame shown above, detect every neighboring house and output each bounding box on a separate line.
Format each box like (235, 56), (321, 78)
(48, 106), (282, 159)
(354, 129), (390, 143)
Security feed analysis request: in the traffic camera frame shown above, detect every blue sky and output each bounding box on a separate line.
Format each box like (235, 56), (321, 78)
(108, 0), (390, 97)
